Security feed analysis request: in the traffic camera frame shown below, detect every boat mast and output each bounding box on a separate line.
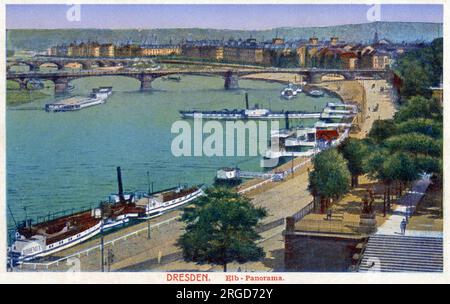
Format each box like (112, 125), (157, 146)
(147, 171), (151, 195)
(245, 92), (249, 110)
(285, 111), (290, 130)
(7, 205), (18, 228)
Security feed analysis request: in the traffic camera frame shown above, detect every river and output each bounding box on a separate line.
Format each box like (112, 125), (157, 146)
(6, 74), (340, 229)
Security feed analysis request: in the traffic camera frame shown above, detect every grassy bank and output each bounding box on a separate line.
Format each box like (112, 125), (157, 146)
(6, 80), (52, 107)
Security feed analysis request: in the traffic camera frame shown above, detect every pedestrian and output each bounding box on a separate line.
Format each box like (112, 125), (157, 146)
(326, 209), (332, 220)
(400, 218), (407, 235)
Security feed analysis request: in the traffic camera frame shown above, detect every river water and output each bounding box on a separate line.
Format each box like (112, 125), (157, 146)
(6, 75), (340, 229)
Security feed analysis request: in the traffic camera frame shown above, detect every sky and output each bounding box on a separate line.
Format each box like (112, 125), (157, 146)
(6, 4), (443, 30)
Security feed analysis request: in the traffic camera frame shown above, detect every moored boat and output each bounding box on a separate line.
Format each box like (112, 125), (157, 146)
(280, 83), (302, 100)
(45, 87), (112, 112)
(9, 208), (103, 264)
(135, 185), (205, 219)
(307, 89), (325, 97)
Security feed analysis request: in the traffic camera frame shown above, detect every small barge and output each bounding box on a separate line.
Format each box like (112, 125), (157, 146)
(45, 87), (112, 112)
(307, 89), (325, 97)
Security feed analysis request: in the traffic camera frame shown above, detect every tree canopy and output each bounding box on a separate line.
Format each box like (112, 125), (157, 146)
(308, 149), (351, 212)
(177, 187), (267, 272)
(385, 133), (442, 158)
(386, 152), (420, 185)
(395, 38), (442, 99)
(338, 138), (369, 186)
(395, 118), (442, 139)
(394, 96), (442, 123)
(368, 119), (397, 144)
(364, 148), (395, 184)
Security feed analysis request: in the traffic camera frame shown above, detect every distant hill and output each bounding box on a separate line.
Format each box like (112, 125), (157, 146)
(7, 21), (443, 51)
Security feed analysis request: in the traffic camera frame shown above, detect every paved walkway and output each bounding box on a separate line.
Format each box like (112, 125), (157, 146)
(376, 174), (435, 236)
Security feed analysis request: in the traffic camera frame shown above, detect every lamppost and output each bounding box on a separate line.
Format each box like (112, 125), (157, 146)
(291, 151), (295, 179)
(101, 234), (105, 272)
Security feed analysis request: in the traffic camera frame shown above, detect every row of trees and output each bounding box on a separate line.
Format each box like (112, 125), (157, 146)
(395, 38), (442, 99)
(308, 96), (442, 215)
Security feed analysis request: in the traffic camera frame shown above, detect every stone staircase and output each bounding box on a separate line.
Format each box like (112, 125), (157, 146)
(358, 234), (443, 272)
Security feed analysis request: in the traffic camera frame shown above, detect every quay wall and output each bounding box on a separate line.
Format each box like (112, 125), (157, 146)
(284, 232), (365, 272)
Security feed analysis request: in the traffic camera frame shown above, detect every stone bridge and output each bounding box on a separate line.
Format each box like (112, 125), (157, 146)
(6, 57), (151, 72)
(7, 61), (392, 94)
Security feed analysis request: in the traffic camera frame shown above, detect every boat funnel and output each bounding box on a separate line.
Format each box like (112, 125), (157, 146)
(245, 92), (249, 110)
(117, 166), (125, 202)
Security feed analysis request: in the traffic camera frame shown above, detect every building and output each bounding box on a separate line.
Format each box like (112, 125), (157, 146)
(272, 37), (285, 45)
(309, 37), (319, 45)
(371, 52), (391, 69)
(296, 46), (307, 67)
(330, 37), (339, 46)
(317, 48), (343, 68)
(360, 47), (391, 69)
(115, 44), (141, 57)
(223, 39), (265, 64)
(340, 52), (359, 70)
(140, 44), (181, 57)
(100, 43), (115, 57)
(87, 42), (100, 57)
(304, 37), (325, 67)
(181, 42), (224, 61)
(223, 45), (264, 64)
(67, 43), (75, 57)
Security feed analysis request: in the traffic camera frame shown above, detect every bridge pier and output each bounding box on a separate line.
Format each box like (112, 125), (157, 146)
(81, 62), (92, 70)
(139, 75), (153, 91)
(17, 79), (28, 90)
(309, 72), (324, 84)
(30, 65), (40, 72)
(224, 71), (239, 90)
(53, 77), (70, 94)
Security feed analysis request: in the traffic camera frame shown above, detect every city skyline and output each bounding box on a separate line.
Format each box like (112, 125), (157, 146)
(6, 4), (443, 30)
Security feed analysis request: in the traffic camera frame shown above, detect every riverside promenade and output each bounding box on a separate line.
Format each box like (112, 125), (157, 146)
(376, 174), (442, 237)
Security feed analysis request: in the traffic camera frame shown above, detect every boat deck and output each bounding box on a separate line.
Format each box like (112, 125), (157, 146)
(53, 96), (88, 105)
(19, 210), (100, 245)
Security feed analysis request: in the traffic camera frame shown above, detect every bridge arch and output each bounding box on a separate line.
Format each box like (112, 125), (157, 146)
(8, 62), (35, 72)
(320, 73), (346, 82)
(37, 61), (64, 71)
(62, 62), (85, 70)
(90, 60), (108, 68)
